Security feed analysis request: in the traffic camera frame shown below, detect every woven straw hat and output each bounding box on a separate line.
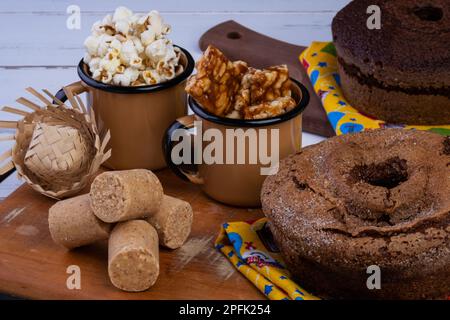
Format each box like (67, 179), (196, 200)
(0, 86), (111, 199)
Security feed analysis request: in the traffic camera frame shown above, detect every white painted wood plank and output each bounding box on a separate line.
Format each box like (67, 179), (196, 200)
(0, 0), (351, 13)
(0, 67), (78, 122)
(303, 132), (326, 147)
(0, 171), (22, 200)
(0, 12), (335, 66)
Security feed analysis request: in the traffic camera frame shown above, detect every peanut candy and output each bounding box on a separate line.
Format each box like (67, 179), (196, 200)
(241, 65), (291, 105)
(187, 46), (295, 120)
(232, 65), (292, 118)
(185, 45), (248, 116)
(243, 96), (296, 120)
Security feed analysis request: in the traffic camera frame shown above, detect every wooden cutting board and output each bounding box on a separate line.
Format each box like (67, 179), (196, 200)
(199, 20), (335, 137)
(0, 169), (265, 299)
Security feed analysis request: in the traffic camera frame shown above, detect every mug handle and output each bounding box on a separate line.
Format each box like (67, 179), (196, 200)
(54, 81), (87, 104)
(163, 115), (204, 185)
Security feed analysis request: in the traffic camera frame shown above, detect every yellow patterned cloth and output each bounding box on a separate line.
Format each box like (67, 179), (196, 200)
(299, 42), (450, 136)
(215, 218), (319, 300)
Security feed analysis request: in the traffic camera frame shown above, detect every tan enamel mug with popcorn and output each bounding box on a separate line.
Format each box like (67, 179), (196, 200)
(55, 46), (194, 170)
(163, 79), (310, 207)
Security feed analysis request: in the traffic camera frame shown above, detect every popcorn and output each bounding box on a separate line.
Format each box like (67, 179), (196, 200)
(101, 72), (113, 84)
(142, 69), (162, 85)
(99, 56), (121, 74)
(147, 10), (169, 35)
(156, 60), (176, 80)
(84, 36), (100, 56)
(112, 7), (133, 23)
(83, 53), (92, 64)
(131, 36), (144, 54)
(116, 65), (126, 74)
(145, 39), (176, 64)
(113, 73), (131, 87)
(102, 14), (113, 26)
(129, 56), (143, 69)
(87, 57), (101, 72)
(110, 38), (122, 52)
(115, 20), (130, 35)
(97, 34), (114, 57)
(83, 7), (182, 86)
(124, 68), (140, 83)
(136, 10), (170, 37)
(92, 69), (101, 80)
(120, 39), (139, 65)
(141, 29), (156, 46)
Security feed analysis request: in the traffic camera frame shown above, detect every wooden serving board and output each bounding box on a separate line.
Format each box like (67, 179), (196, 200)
(0, 169), (265, 300)
(199, 20), (335, 138)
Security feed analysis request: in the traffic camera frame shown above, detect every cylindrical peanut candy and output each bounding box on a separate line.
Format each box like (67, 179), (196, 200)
(48, 194), (111, 249)
(147, 195), (193, 249)
(108, 220), (159, 292)
(90, 169), (163, 223)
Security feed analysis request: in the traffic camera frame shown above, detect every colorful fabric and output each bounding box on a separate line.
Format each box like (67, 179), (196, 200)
(299, 42), (450, 136)
(215, 218), (319, 300)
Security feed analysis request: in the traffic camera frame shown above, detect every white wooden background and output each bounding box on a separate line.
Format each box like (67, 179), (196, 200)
(0, 0), (351, 199)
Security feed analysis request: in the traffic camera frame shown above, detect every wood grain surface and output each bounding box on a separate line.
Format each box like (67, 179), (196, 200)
(199, 20), (334, 137)
(0, 169), (265, 300)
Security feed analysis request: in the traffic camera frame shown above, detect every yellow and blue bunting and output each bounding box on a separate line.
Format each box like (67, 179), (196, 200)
(299, 42), (450, 136)
(215, 218), (319, 300)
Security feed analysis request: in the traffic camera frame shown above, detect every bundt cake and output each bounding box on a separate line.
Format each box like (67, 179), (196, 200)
(332, 0), (450, 125)
(262, 129), (450, 299)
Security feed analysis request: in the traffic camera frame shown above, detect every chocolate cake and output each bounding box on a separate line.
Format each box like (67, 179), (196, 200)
(261, 129), (450, 299)
(332, 0), (450, 125)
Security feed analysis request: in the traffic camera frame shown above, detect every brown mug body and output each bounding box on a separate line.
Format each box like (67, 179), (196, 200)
(196, 116), (302, 207)
(75, 46), (194, 170)
(164, 79), (309, 207)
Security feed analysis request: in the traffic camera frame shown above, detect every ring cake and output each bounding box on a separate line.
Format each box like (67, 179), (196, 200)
(332, 0), (450, 125)
(262, 129), (450, 299)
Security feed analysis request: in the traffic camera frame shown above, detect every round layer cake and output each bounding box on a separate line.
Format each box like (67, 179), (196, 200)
(261, 129), (450, 299)
(332, 0), (450, 125)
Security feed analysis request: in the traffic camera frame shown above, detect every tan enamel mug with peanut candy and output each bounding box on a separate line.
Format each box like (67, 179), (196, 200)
(55, 46), (194, 170)
(163, 79), (310, 207)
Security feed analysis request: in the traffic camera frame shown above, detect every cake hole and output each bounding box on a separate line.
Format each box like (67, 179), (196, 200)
(350, 157), (408, 189)
(378, 213), (394, 226)
(227, 31), (242, 39)
(413, 6), (443, 22)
